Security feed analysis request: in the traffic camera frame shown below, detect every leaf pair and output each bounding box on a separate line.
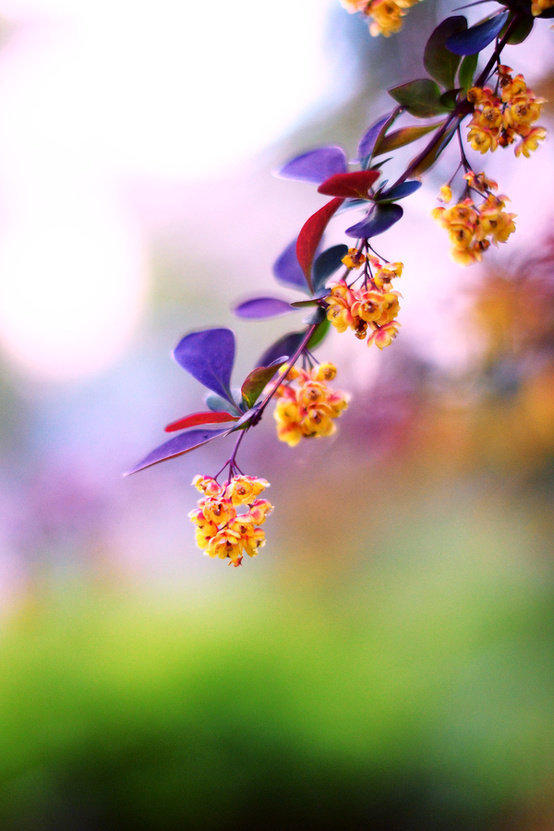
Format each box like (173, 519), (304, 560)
(126, 329), (285, 474)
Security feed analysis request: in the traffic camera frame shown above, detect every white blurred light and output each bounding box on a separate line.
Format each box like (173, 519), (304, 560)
(0, 0), (334, 379)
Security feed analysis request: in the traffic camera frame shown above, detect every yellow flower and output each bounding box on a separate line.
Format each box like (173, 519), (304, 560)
(467, 126), (499, 153)
(369, 0), (404, 36)
(367, 320), (401, 349)
(439, 184), (452, 203)
(201, 496), (236, 526)
(191, 475), (223, 497)
(227, 474), (269, 506)
(190, 473), (274, 566)
(515, 126), (547, 158)
(341, 248), (366, 269)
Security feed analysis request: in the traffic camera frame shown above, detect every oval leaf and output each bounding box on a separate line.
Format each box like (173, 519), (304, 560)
(357, 111), (398, 165)
(317, 170), (379, 199)
(125, 427), (231, 475)
(376, 180), (422, 203)
(424, 16), (467, 90)
(173, 328), (235, 403)
(409, 124), (457, 177)
(165, 411), (238, 433)
(345, 203), (403, 239)
(273, 238), (310, 294)
(277, 146), (347, 184)
(296, 197), (344, 291)
(313, 244), (348, 293)
(241, 363), (284, 409)
(504, 13), (534, 45)
(374, 121), (444, 155)
(257, 331), (304, 369)
(458, 52), (478, 92)
(389, 79), (450, 118)
(307, 317), (330, 350)
(234, 296), (294, 319)
(205, 392), (240, 415)
(446, 12), (509, 55)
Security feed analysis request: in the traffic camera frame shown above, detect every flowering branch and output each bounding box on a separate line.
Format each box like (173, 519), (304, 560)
(127, 0), (553, 567)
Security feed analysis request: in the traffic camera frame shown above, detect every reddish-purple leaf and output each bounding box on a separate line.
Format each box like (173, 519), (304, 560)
(173, 328), (235, 403)
(233, 297), (294, 319)
(317, 170), (380, 200)
(164, 411), (238, 433)
(125, 427), (231, 475)
(296, 197), (344, 291)
(277, 146), (347, 184)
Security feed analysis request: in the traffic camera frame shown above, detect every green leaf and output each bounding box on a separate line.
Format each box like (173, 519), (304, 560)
(409, 125), (457, 177)
(424, 16), (467, 90)
(388, 79), (451, 118)
(307, 318), (330, 351)
(458, 53), (478, 92)
(503, 13), (534, 45)
(241, 363), (285, 409)
(373, 121), (444, 155)
(439, 89), (458, 111)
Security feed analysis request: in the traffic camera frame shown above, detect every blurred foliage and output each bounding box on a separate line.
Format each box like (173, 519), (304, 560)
(0, 502), (552, 831)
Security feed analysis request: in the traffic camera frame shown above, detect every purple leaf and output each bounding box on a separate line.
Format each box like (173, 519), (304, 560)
(257, 331), (304, 368)
(357, 113), (395, 162)
(125, 427), (231, 475)
(277, 146), (347, 184)
(313, 244), (348, 293)
(173, 328), (235, 402)
(233, 296), (295, 319)
(376, 180), (422, 203)
(273, 239), (310, 293)
(446, 12), (509, 55)
(345, 203), (403, 239)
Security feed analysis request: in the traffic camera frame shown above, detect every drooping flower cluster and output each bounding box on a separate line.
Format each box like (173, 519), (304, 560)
(432, 173), (516, 265)
(189, 474), (273, 567)
(326, 252), (402, 348)
(273, 363), (349, 447)
(339, 0), (422, 37)
(531, 0), (554, 15)
(467, 67), (546, 158)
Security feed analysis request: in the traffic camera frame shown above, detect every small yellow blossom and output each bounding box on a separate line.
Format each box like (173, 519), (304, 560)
(341, 248), (366, 269)
(273, 362), (349, 446)
(189, 474), (272, 566)
(432, 183), (516, 266)
(515, 126), (547, 158)
(467, 70), (546, 157)
(326, 257), (403, 347)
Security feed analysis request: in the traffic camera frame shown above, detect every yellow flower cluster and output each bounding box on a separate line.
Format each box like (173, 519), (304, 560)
(326, 252), (402, 348)
(531, 0), (554, 15)
(467, 67), (546, 157)
(189, 474), (272, 567)
(339, 0), (422, 37)
(273, 363), (349, 447)
(432, 174), (516, 265)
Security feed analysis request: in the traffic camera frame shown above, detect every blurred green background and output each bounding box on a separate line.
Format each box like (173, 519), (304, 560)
(0, 2), (552, 829)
